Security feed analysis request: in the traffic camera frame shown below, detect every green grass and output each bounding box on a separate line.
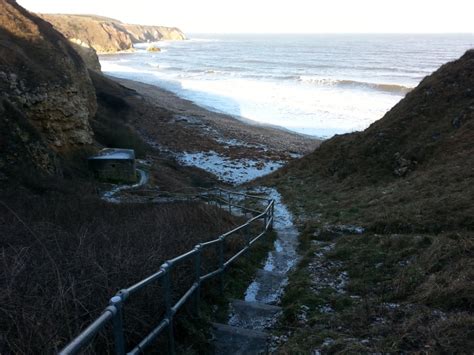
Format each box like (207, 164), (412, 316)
(275, 222), (474, 353)
(176, 228), (278, 353)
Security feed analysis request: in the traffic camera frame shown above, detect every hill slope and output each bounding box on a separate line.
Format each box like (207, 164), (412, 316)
(265, 50), (473, 353)
(270, 49), (474, 232)
(40, 14), (186, 53)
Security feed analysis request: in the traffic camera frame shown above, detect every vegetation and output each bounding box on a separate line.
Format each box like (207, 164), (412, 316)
(0, 67), (278, 353)
(89, 70), (151, 158)
(265, 50), (474, 352)
(274, 226), (473, 353)
(0, 180), (243, 353)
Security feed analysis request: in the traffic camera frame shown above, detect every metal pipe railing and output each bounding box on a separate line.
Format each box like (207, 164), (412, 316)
(59, 189), (275, 355)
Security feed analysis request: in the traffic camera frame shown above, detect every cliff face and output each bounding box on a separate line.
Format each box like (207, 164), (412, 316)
(123, 24), (186, 42)
(40, 14), (186, 54)
(0, 0), (96, 175)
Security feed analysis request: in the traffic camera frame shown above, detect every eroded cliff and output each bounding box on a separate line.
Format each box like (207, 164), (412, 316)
(0, 0), (96, 175)
(40, 14), (186, 54)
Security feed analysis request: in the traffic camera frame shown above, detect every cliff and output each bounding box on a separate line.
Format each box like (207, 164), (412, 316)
(39, 14), (186, 54)
(0, 0), (96, 175)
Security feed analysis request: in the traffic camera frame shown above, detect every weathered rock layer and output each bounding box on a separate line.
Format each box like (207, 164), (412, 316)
(0, 0), (97, 174)
(40, 14), (186, 54)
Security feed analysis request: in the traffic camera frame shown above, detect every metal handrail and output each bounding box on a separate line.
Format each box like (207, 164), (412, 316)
(59, 188), (274, 355)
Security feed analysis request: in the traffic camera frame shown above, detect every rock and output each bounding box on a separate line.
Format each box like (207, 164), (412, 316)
(0, 0), (96, 175)
(39, 14), (186, 54)
(147, 45), (161, 52)
(70, 42), (101, 71)
(124, 23), (186, 42)
(393, 152), (417, 177)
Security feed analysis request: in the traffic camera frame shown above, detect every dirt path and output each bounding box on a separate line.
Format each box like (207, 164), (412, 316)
(102, 168), (149, 203)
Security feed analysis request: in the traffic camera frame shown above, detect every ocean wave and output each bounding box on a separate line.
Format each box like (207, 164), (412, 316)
(298, 76), (413, 94)
(187, 38), (221, 42)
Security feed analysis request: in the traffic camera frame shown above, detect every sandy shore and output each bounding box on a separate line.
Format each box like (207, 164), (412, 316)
(107, 75), (321, 184)
(112, 76), (321, 156)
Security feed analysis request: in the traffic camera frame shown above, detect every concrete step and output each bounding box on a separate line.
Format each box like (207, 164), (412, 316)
(212, 322), (269, 355)
(228, 299), (282, 330)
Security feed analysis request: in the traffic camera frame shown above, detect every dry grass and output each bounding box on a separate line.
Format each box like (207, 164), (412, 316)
(276, 230), (474, 353)
(266, 51), (474, 352)
(0, 183), (240, 354)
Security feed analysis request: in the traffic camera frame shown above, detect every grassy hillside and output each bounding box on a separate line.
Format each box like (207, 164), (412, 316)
(265, 50), (474, 352)
(269, 49), (473, 232)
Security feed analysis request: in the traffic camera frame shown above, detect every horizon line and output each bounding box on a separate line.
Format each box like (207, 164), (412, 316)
(186, 31), (474, 35)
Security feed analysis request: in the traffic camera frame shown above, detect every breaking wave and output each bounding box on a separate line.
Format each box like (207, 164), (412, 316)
(298, 76), (413, 94)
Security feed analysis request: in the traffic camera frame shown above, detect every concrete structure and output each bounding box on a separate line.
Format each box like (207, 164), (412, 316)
(88, 148), (136, 183)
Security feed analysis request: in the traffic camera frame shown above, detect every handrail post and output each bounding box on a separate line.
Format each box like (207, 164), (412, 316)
(109, 296), (126, 355)
(228, 192), (232, 213)
(194, 244), (202, 315)
(245, 223), (251, 258)
(162, 263), (175, 355)
(218, 236), (225, 294)
(270, 201), (274, 231)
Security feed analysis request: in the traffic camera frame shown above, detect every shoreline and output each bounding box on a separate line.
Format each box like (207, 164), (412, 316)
(108, 74), (320, 140)
(105, 74), (321, 184)
(110, 74), (321, 155)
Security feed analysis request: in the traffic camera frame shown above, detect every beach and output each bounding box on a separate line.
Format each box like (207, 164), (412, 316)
(107, 75), (320, 183)
(101, 34), (474, 138)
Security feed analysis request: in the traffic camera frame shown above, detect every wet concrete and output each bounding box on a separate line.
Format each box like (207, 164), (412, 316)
(213, 187), (299, 354)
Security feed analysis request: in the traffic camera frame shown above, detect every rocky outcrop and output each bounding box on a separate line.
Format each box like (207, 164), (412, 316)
(70, 42), (101, 71)
(123, 23), (186, 42)
(0, 0), (97, 175)
(40, 14), (186, 54)
(147, 45), (161, 52)
(0, 99), (61, 175)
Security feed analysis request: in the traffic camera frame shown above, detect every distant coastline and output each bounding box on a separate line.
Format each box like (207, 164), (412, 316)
(39, 13), (186, 54)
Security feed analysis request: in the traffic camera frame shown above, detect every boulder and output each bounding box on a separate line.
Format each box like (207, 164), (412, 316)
(147, 45), (161, 52)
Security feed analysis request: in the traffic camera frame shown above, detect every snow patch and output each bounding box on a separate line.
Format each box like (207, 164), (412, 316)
(92, 152), (131, 160)
(176, 151), (284, 184)
(244, 281), (260, 302)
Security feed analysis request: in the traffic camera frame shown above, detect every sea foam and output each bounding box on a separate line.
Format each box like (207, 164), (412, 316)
(100, 34), (473, 138)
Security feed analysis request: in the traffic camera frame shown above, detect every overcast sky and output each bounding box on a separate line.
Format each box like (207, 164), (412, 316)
(17, 0), (474, 34)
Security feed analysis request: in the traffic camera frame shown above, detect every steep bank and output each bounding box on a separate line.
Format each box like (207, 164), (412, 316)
(40, 14), (186, 53)
(270, 49), (474, 232)
(0, 0), (96, 176)
(265, 50), (473, 352)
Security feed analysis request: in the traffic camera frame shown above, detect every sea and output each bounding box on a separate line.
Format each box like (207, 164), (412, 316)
(100, 34), (473, 138)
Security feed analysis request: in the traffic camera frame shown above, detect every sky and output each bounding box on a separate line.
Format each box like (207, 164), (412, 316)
(17, 0), (474, 34)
